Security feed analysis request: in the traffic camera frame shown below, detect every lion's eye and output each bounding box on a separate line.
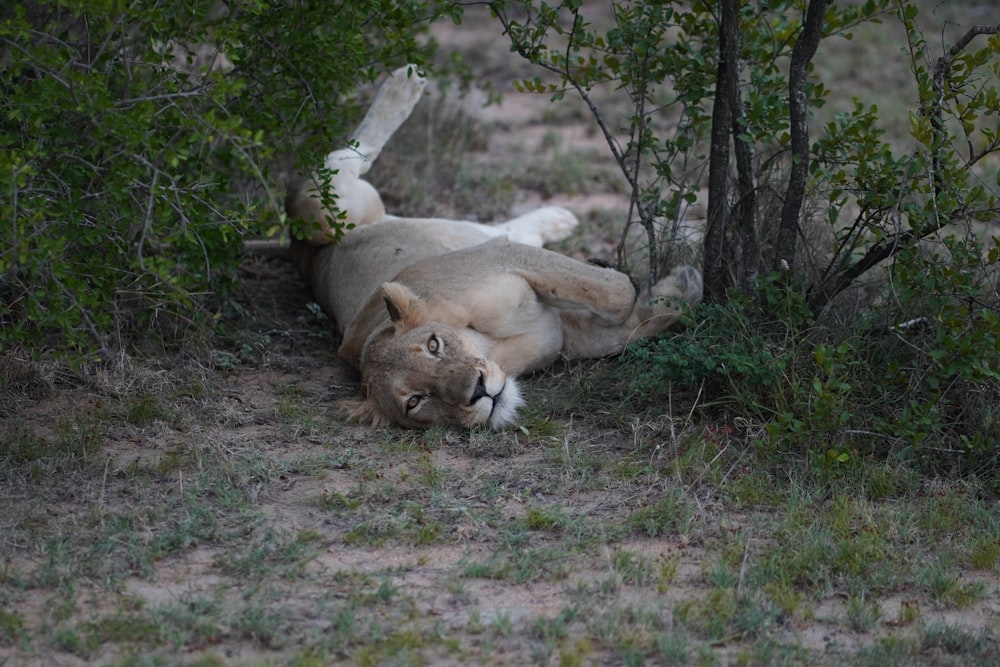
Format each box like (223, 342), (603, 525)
(405, 395), (421, 412)
(427, 334), (441, 354)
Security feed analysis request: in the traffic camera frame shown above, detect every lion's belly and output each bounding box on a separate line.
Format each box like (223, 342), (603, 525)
(310, 219), (495, 329)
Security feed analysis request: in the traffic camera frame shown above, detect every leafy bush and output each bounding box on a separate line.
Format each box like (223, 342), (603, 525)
(0, 0), (456, 361)
(625, 300), (793, 403)
(627, 285), (999, 471)
(878, 238), (1000, 457)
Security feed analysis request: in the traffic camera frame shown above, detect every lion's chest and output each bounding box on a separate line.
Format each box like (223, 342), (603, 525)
(451, 275), (546, 334)
(447, 275), (564, 375)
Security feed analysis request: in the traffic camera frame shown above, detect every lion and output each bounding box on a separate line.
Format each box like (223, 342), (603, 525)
(286, 66), (703, 429)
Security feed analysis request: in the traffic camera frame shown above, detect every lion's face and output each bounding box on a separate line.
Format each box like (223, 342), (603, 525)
(361, 324), (522, 428)
(341, 283), (523, 429)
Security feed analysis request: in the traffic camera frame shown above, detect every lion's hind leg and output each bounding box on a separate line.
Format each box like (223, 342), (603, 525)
(348, 65), (427, 172)
(287, 65), (427, 244)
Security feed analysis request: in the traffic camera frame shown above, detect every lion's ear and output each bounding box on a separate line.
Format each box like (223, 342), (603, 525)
(381, 282), (429, 328)
(338, 395), (392, 427)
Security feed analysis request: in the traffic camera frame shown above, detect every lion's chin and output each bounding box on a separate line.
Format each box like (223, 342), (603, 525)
(485, 378), (523, 429)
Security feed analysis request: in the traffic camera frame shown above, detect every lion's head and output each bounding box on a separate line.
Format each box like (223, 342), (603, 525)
(340, 283), (523, 429)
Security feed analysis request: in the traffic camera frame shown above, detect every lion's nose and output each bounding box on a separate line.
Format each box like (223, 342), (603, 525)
(469, 372), (488, 404)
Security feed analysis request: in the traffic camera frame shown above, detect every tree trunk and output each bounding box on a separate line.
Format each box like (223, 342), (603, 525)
(729, 43), (759, 294)
(702, 0), (739, 302)
(774, 0), (829, 272)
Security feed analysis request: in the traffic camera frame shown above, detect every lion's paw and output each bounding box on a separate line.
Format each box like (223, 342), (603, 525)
(371, 65), (427, 118)
(497, 207), (579, 247)
(651, 265), (703, 305)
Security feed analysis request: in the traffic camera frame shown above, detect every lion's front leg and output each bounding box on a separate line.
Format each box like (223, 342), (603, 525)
(559, 265), (703, 360)
(492, 207), (579, 247)
(478, 312), (566, 376)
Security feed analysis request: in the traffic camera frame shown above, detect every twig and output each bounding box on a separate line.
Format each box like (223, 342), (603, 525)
(136, 170), (158, 270)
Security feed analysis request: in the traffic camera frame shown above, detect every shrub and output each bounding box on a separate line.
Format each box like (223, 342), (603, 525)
(0, 0), (458, 361)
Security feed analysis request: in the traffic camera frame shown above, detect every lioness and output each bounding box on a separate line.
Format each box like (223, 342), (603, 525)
(287, 66), (703, 429)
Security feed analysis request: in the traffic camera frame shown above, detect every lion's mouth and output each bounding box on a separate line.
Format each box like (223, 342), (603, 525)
(468, 372), (504, 420)
(468, 369), (523, 428)
(487, 385), (504, 419)
(485, 377), (523, 429)
(469, 372), (490, 405)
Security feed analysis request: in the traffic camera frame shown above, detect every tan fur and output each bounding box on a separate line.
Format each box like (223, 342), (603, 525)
(286, 66), (703, 429)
